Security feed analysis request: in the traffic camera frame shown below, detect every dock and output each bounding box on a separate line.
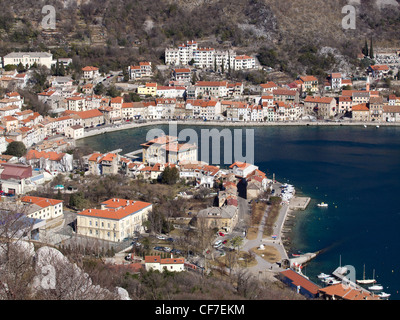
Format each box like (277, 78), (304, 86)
(289, 196), (311, 210)
(124, 149), (142, 160)
(331, 266), (372, 294)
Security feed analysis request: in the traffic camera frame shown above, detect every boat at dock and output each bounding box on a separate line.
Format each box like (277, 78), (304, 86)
(317, 273), (330, 279)
(317, 202), (328, 207)
(368, 284), (383, 291)
(357, 265), (376, 285)
(377, 292), (391, 299)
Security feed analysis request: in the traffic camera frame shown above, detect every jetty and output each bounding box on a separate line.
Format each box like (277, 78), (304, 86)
(124, 149), (142, 160)
(289, 196), (311, 210)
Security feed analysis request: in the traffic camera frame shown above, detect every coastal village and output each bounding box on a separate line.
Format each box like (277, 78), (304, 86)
(0, 40), (398, 300)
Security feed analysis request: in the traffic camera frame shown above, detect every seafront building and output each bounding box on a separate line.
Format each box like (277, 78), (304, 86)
(140, 135), (198, 166)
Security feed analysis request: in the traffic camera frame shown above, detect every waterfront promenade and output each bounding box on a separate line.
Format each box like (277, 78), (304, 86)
(77, 119), (400, 140)
(241, 195), (310, 281)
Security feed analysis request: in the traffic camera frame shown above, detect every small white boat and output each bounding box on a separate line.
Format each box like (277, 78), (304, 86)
(322, 276), (335, 283)
(377, 292), (391, 299)
(317, 273), (330, 279)
(317, 202), (328, 207)
(368, 284), (383, 291)
(326, 279), (341, 285)
(364, 124), (367, 128)
(376, 125), (380, 128)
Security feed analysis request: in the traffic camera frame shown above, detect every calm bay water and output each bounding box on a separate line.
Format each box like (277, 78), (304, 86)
(78, 124), (400, 299)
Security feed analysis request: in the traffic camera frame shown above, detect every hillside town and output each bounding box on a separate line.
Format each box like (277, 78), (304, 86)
(0, 40), (398, 301)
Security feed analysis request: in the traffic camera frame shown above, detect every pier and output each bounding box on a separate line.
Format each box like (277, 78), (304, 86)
(330, 266), (373, 295)
(289, 196), (311, 210)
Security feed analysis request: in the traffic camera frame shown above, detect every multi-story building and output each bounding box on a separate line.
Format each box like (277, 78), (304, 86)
(20, 196), (64, 221)
(352, 103), (370, 121)
(76, 198), (152, 242)
(3, 52), (54, 69)
(141, 135), (197, 165)
(82, 66), (100, 80)
(303, 96), (336, 118)
(194, 81), (228, 98)
(128, 62), (153, 80)
(299, 76), (319, 93)
(165, 40), (255, 70)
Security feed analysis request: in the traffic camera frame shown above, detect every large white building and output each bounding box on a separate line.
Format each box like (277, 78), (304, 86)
(165, 40), (256, 71)
(76, 198), (152, 242)
(3, 52), (54, 69)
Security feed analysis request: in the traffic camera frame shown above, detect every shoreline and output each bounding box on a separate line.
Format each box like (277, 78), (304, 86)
(76, 120), (400, 141)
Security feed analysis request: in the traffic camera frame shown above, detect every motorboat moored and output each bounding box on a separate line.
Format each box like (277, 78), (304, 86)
(368, 284), (383, 291)
(317, 202), (328, 207)
(377, 292), (391, 299)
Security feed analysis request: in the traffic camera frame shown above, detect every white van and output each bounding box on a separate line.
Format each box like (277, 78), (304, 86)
(213, 240), (223, 248)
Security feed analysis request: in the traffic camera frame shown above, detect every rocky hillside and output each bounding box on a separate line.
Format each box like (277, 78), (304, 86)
(0, 0), (399, 74)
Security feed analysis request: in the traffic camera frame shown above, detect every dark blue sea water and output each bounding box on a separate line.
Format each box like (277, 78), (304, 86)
(78, 124), (400, 299)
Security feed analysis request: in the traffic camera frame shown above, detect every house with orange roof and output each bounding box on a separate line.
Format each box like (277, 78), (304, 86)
(76, 198), (152, 241)
(233, 55), (256, 70)
(1, 115), (19, 131)
(368, 64), (389, 78)
(137, 82), (158, 96)
(87, 152), (119, 175)
(128, 62), (153, 80)
(141, 135), (197, 166)
(65, 124), (84, 140)
(67, 109), (105, 128)
(194, 81), (229, 98)
(185, 99), (221, 120)
(22, 149), (73, 172)
(383, 105), (400, 122)
(229, 161), (258, 179)
(145, 255), (185, 272)
(173, 68), (191, 83)
(303, 96), (336, 119)
(352, 103), (370, 122)
(82, 66), (100, 79)
(338, 96), (353, 113)
(20, 195), (64, 220)
(260, 82), (278, 94)
(298, 75), (319, 93)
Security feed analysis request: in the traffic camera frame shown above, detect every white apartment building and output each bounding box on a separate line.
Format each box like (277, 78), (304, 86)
(165, 40), (255, 70)
(3, 52), (54, 69)
(21, 196), (64, 221)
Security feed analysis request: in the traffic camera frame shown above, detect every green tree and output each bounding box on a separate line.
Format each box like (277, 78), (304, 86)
(369, 38), (374, 59)
(362, 39), (369, 57)
(4, 141), (27, 157)
(94, 83), (106, 95)
(69, 191), (86, 209)
(106, 85), (120, 98)
(161, 166), (179, 185)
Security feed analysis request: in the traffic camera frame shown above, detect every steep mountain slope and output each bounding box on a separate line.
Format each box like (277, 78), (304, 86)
(0, 0), (399, 74)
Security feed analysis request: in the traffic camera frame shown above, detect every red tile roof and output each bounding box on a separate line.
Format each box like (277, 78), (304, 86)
(21, 196), (63, 207)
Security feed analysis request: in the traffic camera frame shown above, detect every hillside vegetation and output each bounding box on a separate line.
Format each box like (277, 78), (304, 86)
(0, 0), (399, 75)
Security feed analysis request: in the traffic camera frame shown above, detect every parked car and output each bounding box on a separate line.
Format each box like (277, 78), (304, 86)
(213, 240), (223, 248)
(218, 232), (225, 237)
(163, 247), (171, 252)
